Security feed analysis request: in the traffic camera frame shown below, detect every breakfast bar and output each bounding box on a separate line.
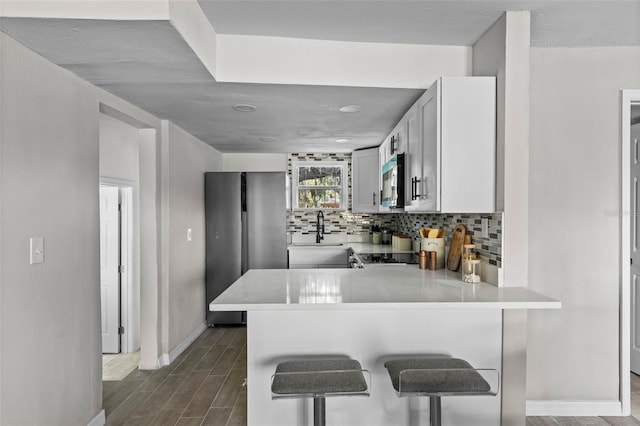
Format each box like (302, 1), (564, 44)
(210, 267), (560, 426)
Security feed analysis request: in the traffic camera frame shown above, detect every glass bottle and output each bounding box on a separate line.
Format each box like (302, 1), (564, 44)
(461, 244), (481, 283)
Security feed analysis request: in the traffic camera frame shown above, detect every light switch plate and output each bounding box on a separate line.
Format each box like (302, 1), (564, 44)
(187, 228), (192, 242)
(30, 237), (44, 264)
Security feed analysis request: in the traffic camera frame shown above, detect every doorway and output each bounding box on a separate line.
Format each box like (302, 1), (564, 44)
(99, 184), (134, 354)
(98, 105), (160, 372)
(100, 184), (121, 354)
(629, 101), (640, 417)
(623, 90), (640, 416)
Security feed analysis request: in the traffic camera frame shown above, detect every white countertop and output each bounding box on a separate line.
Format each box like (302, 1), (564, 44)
(209, 267), (561, 311)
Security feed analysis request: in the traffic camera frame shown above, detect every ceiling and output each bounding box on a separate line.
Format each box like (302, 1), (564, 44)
(200, 1), (640, 47)
(1, 1), (639, 153)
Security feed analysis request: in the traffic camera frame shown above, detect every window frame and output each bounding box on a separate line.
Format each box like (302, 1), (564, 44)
(291, 161), (348, 211)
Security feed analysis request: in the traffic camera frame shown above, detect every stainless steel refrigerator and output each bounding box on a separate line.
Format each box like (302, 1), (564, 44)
(205, 172), (287, 325)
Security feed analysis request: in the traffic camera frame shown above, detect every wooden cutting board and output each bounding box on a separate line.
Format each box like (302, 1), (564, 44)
(447, 224), (467, 271)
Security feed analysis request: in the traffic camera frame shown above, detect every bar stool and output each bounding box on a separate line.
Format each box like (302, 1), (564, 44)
(384, 357), (499, 426)
(271, 358), (370, 426)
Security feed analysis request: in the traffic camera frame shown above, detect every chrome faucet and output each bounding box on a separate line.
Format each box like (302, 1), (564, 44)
(316, 211), (325, 243)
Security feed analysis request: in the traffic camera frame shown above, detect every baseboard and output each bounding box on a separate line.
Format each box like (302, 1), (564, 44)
(87, 409), (105, 426)
(526, 400), (622, 416)
(158, 321), (207, 367)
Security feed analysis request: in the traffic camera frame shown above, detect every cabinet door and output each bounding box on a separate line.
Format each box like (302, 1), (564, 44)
(378, 143), (390, 212)
(351, 147), (380, 213)
(389, 121), (404, 156)
(403, 104), (421, 210)
(418, 82), (440, 212)
(440, 77), (495, 212)
(405, 84), (439, 212)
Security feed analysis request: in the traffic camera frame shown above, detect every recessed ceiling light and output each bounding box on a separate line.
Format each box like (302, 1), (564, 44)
(335, 137), (351, 143)
(260, 136), (278, 143)
(232, 104), (257, 112)
(338, 105), (362, 113)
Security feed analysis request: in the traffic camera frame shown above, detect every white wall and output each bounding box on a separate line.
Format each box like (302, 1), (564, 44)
(472, 12), (531, 423)
(167, 122), (222, 351)
(0, 31), (225, 423)
(216, 34), (471, 88)
(99, 113), (140, 182)
(473, 11), (531, 288)
(223, 153), (287, 171)
(0, 32), (102, 425)
(527, 46), (640, 407)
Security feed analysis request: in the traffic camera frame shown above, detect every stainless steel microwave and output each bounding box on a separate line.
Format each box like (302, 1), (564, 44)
(381, 153), (405, 208)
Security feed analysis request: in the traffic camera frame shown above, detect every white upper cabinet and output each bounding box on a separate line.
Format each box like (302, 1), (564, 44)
(354, 76), (496, 215)
(351, 146), (380, 213)
(377, 142), (390, 212)
(406, 77), (496, 213)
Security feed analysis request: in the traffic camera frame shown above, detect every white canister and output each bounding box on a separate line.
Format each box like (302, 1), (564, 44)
(421, 238), (445, 269)
(372, 231), (381, 244)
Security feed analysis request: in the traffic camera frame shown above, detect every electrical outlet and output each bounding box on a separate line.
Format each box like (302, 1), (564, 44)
(481, 218), (489, 238)
(30, 237), (44, 264)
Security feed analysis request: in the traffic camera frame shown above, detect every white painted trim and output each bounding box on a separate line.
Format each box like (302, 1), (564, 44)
(158, 353), (171, 368)
(138, 358), (161, 371)
(86, 409), (105, 426)
(119, 187), (135, 353)
(526, 400), (622, 417)
(622, 90), (640, 417)
(160, 322), (207, 366)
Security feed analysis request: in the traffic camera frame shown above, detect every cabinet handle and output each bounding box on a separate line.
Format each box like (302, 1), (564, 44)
(411, 177), (415, 200)
(372, 192), (376, 206)
(412, 176), (421, 201)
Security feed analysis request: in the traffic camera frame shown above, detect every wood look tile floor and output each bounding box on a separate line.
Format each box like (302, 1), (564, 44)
(103, 326), (247, 426)
(104, 326), (640, 425)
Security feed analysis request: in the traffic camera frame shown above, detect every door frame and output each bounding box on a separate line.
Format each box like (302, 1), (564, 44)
(621, 89), (640, 416)
(99, 178), (135, 353)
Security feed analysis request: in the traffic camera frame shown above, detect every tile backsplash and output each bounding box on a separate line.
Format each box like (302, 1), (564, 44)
(287, 153), (393, 240)
(392, 213), (503, 267)
(287, 153), (502, 267)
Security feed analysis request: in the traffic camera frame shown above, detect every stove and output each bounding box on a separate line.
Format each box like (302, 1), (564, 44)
(358, 252), (419, 265)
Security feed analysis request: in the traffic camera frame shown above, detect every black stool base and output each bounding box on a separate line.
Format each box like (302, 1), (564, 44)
(314, 396), (326, 426)
(429, 396), (441, 426)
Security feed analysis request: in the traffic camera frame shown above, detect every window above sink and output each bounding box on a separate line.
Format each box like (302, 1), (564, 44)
(291, 161), (347, 211)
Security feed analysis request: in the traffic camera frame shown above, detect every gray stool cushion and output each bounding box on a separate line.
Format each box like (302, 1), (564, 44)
(384, 357), (490, 394)
(272, 359), (367, 396)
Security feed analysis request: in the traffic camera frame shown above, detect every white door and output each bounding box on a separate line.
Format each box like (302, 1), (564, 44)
(100, 186), (121, 354)
(630, 121), (640, 373)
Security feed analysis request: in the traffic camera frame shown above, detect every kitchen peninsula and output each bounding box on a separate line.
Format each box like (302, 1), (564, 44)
(210, 265), (560, 426)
